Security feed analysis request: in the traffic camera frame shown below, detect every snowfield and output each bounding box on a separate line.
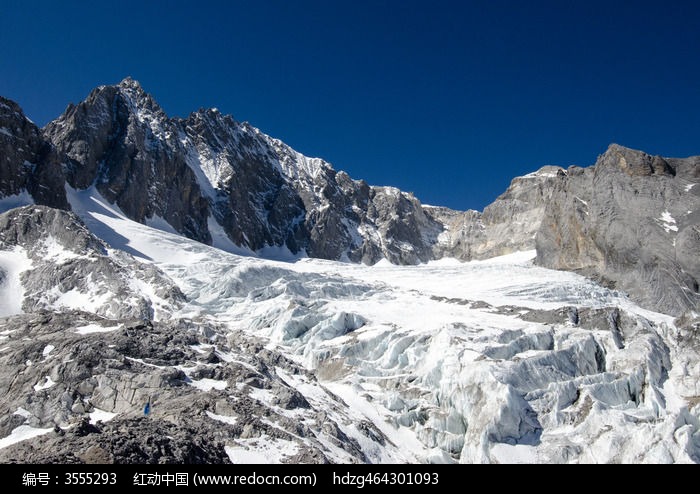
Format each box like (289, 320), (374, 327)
(1, 188), (698, 463)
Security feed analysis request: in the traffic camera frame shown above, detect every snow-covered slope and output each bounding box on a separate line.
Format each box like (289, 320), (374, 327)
(4, 189), (695, 463)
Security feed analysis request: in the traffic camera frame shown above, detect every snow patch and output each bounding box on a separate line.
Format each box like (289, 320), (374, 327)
(74, 323), (123, 335)
(248, 387), (275, 404)
(40, 236), (80, 264)
(0, 425), (53, 450)
(205, 411), (238, 425)
(490, 443), (539, 463)
(42, 345), (55, 358)
(33, 376), (56, 392)
(13, 408), (32, 420)
(225, 436), (299, 464)
(660, 211), (678, 233)
(45, 286), (113, 315)
(0, 246), (33, 317)
(89, 408), (117, 424)
(188, 378), (227, 392)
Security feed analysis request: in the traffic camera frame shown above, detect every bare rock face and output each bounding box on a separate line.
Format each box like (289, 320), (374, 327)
(432, 165), (566, 260)
(172, 105), (446, 264)
(41, 79), (446, 264)
(536, 144), (700, 316)
(0, 97), (67, 209)
(597, 143), (676, 177)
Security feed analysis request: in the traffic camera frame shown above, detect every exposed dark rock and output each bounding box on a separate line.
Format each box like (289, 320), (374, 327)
(0, 97), (67, 209)
(0, 310), (390, 464)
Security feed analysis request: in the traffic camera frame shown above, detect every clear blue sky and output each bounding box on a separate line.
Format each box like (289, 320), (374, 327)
(2, 1), (699, 210)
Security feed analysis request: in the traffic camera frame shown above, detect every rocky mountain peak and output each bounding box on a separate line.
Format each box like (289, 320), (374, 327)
(115, 76), (152, 105)
(113, 78), (169, 133)
(117, 76), (141, 90)
(597, 143), (675, 177)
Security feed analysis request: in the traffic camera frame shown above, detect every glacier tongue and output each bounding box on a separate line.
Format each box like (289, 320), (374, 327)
(50, 195), (698, 464)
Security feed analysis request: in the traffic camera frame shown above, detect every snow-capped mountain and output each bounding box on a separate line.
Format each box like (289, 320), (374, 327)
(0, 79), (699, 463)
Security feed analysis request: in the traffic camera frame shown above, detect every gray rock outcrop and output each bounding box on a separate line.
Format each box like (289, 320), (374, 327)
(0, 304), (397, 463)
(0, 205), (185, 320)
(42, 78), (446, 264)
(44, 79), (212, 243)
(536, 144), (700, 316)
(432, 165), (567, 260)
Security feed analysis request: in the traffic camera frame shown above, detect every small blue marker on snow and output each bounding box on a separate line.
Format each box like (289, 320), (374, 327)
(144, 401), (151, 416)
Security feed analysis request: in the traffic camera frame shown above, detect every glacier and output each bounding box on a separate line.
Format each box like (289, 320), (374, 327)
(3, 188), (693, 463)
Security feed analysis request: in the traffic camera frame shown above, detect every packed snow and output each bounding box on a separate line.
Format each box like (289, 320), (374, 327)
(33, 376), (57, 392)
(40, 236), (81, 264)
(13, 407), (32, 420)
(89, 408), (117, 424)
(225, 436), (300, 464)
(188, 378), (227, 392)
(660, 211), (678, 233)
(205, 411), (238, 426)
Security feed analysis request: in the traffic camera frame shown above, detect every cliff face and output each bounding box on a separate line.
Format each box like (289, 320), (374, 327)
(0, 97), (67, 210)
(432, 165), (566, 261)
(536, 144), (700, 316)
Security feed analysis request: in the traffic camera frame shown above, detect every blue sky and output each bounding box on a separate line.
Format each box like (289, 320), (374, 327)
(2, 0), (699, 210)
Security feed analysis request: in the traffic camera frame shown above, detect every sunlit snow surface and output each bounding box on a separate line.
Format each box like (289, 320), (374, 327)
(19, 187), (693, 463)
(0, 246), (33, 317)
(0, 425), (53, 449)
